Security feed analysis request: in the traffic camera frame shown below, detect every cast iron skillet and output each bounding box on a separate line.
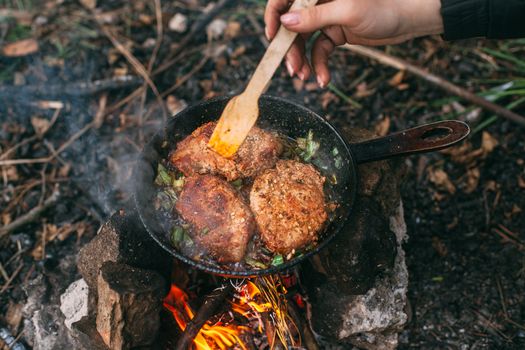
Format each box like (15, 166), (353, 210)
(134, 95), (469, 278)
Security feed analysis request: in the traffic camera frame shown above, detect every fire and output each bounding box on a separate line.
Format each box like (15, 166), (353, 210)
(163, 284), (249, 350)
(163, 276), (299, 349)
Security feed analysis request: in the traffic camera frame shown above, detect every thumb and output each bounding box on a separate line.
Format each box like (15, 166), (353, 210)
(280, 0), (351, 33)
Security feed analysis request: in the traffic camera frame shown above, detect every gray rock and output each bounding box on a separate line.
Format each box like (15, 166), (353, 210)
(60, 279), (89, 330)
(22, 255), (85, 350)
(308, 203), (409, 350)
(96, 262), (166, 349)
(77, 209), (171, 291)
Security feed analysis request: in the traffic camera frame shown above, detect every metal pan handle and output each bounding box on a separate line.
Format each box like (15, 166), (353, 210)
(350, 120), (470, 164)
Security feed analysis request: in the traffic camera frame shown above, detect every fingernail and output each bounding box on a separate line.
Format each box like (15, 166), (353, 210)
(280, 12), (300, 26)
(298, 71), (305, 81)
(286, 61), (294, 77)
(317, 75), (325, 88)
(264, 26), (270, 40)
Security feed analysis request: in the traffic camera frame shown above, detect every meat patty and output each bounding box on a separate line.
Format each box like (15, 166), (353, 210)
(175, 175), (255, 263)
(169, 122), (282, 181)
(250, 160), (327, 254)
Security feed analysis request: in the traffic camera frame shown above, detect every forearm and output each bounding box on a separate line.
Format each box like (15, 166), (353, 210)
(441, 0), (525, 40)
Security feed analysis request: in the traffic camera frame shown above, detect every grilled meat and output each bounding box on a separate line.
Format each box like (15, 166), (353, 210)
(170, 122), (282, 181)
(175, 175), (255, 263)
(250, 160), (327, 254)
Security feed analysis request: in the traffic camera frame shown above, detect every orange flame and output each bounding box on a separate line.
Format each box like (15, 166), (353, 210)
(163, 284), (249, 350)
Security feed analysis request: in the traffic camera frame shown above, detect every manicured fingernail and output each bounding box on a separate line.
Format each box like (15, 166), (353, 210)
(298, 71), (305, 81)
(317, 75), (325, 88)
(264, 26), (270, 40)
(280, 12), (300, 26)
(286, 61), (294, 77)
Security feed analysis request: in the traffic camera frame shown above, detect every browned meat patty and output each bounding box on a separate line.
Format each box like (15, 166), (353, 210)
(175, 175), (255, 263)
(169, 122), (282, 181)
(250, 160), (327, 254)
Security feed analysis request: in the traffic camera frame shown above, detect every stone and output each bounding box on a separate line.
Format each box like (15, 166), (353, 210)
(307, 203), (409, 350)
(304, 197), (397, 295)
(71, 316), (109, 350)
(77, 208), (171, 291)
(22, 255), (86, 350)
(96, 262), (166, 350)
(340, 126), (405, 216)
(168, 13), (187, 33)
(60, 279), (89, 330)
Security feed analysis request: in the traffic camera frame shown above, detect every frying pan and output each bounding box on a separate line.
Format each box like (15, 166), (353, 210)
(134, 95), (469, 278)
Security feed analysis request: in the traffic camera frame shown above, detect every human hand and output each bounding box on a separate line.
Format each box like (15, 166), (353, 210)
(265, 0), (443, 87)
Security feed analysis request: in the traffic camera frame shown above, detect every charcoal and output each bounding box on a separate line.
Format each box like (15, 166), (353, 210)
(96, 262), (166, 350)
(77, 208), (171, 291)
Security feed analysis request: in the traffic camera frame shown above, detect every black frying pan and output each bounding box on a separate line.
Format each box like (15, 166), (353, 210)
(134, 95), (469, 278)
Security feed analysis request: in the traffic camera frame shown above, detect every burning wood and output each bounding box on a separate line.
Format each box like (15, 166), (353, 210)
(163, 275), (301, 350)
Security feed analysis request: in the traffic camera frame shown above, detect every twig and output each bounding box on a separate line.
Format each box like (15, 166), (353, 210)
(175, 283), (234, 350)
(154, 0), (235, 76)
(0, 263), (23, 294)
(342, 45), (525, 127)
(0, 120), (94, 166)
(161, 54), (210, 98)
(0, 189), (60, 238)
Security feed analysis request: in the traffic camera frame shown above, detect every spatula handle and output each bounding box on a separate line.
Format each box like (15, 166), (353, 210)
(244, 0), (319, 99)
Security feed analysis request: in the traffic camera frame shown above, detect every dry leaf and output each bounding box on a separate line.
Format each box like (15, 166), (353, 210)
(355, 82), (374, 97)
(138, 14), (153, 25)
(168, 13), (187, 33)
(388, 70), (405, 87)
(59, 163), (71, 177)
(484, 180), (497, 192)
(31, 116), (51, 137)
(2, 213), (12, 226)
(321, 91), (338, 110)
(166, 95), (187, 115)
(6, 302), (23, 332)
(428, 167), (456, 194)
(231, 45), (246, 59)
(2, 38), (39, 57)
(225, 21), (241, 38)
(432, 236), (448, 257)
(481, 131), (498, 154)
(374, 116), (390, 136)
(292, 78), (304, 92)
(397, 83), (410, 91)
(463, 167), (480, 194)
(304, 82), (319, 91)
(5, 166), (19, 181)
(518, 175), (525, 189)
(79, 0), (97, 9)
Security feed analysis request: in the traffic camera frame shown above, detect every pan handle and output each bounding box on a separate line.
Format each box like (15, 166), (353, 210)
(350, 120), (470, 164)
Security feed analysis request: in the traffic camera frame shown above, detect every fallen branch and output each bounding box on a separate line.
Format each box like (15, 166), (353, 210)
(0, 189), (60, 238)
(342, 44), (525, 127)
(174, 283), (233, 350)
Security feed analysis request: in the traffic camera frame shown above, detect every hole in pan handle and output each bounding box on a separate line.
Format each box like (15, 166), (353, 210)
(349, 120), (470, 164)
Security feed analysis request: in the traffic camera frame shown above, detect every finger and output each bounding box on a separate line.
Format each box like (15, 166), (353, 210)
(311, 32), (336, 87)
(284, 37), (306, 77)
(264, 0), (291, 40)
(298, 60), (312, 81)
(280, 0), (352, 33)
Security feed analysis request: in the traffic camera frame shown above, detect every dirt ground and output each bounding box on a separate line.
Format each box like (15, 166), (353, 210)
(1, 1), (524, 349)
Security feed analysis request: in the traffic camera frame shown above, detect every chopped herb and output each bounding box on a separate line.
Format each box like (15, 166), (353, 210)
(183, 232), (194, 247)
(334, 156), (343, 169)
(245, 258), (268, 269)
(172, 176), (185, 190)
(201, 227), (210, 236)
(231, 178), (243, 189)
(155, 164), (173, 186)
(332, 147), (339, 156)
(171, 226), (184, 246)
(297, 130), (320, 162)
(156, 189), (178, 210)
(271, 254), (284, 266)
(161, 141), (169, 148)
(330, 174), (338, 185)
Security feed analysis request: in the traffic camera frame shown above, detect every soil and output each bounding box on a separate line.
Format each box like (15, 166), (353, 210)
(0, 1), (524, 349)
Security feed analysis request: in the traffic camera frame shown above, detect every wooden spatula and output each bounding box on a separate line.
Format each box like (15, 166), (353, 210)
(208, 0), (319, 158)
